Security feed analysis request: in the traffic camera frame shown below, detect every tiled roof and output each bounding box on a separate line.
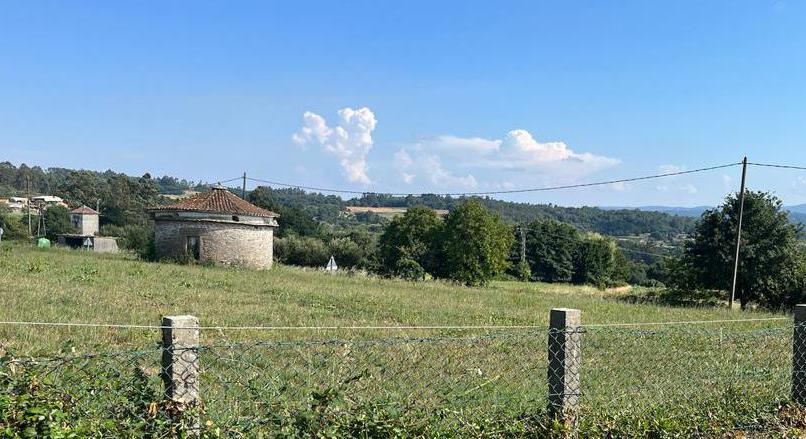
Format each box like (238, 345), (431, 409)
(70, 206), (99, 215)
(151, 186), (278, 218)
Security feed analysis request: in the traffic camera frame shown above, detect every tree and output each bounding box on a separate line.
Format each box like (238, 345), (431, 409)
(273, 235), (329, 267)
(526, 219), (581, 282)
(42, 206), (75, 241)
(248, 186), (281, 213)
(572, 236), (621, 288)
(679, 190), (803, 309)
(378, 206), (443, 276)
(440, 200), (514, 286)
(277, 207), (321, 237)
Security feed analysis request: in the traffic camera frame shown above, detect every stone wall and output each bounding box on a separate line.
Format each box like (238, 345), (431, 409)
(154, 219), (274, 269)
(92, 237), (119, 253)
(71, 214), (99, 236)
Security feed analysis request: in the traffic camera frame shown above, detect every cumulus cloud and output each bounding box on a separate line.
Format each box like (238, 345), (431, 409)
(394, 129), (618, 188)
(394, 147), (478, 189)
(293, 107), (377, 184)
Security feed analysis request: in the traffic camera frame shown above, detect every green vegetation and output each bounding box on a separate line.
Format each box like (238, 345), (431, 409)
(440, 200), (514, 286)
(0, 243), (799, 437)
(0, 242), (785, 353)
(674, 190), (806, 309)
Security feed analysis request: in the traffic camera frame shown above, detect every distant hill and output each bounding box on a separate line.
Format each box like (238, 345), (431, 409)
(605, 205), (806, 226)
(349, 194), (695, 238)
(602, 206), (710, 218)
(789, 204), (806, 215)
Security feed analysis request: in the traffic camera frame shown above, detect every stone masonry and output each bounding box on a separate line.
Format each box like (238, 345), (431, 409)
(154, 219), (274, 269)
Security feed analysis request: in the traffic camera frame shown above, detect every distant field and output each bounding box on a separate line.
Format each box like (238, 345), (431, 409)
(346, 205), (449, 218)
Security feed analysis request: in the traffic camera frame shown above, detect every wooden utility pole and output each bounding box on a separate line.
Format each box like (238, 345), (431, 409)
(26, 177), (32, 238)
(519, 226), (526, 264)
(729, 157), (748, 310)
(242, 172), (247, 199)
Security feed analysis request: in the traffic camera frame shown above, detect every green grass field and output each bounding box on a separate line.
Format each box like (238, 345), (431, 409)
(0, 242), (799, 437)
(0, 242), (785, 351)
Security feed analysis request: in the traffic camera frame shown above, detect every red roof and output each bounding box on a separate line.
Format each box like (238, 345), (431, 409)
(151, 186), (278, 218)
(70, 206), (99, 215)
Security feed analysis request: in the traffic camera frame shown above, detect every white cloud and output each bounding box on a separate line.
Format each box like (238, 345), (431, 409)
(293, 107), (377, 184)
(659, 164), (684, 174)
(394, 147), (478, 189)
(419, 135), (502, 154)
(393, 129), (618, 188)
(609, 182), (628, 191)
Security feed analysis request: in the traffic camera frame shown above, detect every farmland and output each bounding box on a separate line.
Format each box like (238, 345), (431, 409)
(0, 242), (799, 437)
(0, 242), (784, 353)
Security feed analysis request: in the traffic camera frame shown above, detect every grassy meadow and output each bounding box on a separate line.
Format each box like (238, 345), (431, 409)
(0, 242), (799, 437)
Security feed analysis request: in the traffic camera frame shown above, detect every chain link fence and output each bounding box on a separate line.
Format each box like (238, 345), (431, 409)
(1, 313), (802, 437)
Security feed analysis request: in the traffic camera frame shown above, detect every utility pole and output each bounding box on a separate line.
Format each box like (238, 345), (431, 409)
(242, 172), (247, 199)
(26, 177), (32, 238)
(729, 156), (748, 310)
(519, 226), (526, 264)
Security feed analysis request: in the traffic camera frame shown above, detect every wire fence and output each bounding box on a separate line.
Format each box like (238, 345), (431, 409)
(1, 316), (801, 437)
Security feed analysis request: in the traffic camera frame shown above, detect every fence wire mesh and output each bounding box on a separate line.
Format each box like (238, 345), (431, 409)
(1, 321), (801, 437)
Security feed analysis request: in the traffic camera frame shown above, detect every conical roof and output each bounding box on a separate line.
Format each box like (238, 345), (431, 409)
(151, 186), (278, 218)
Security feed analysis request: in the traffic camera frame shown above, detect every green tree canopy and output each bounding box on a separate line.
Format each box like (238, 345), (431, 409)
(679, 190), (803, 309)
(378, 206), (442, 276)
(42, 206), (75, 241)
(526, 219), (581, 283)
(571, 236), (626, 288)
(440, 200), (513, 286)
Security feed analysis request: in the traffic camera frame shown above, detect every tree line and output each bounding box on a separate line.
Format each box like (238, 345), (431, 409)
(3, 162), (804, 309)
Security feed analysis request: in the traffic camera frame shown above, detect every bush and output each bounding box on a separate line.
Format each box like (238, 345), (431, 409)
(329, 237), (363, 268)
(99, 223), (154, 259)
(0, 209), (29, 241)
(395, 257), (426, 281)
(274, 235), (330, 267)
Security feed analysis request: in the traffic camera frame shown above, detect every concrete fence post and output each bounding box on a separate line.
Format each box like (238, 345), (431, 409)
(161, 315), (200, 433)
(793, 305), (806, 404)
(548, 308), (581, 425)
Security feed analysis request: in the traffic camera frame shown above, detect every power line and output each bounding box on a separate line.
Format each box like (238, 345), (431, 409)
(246, 162), (742, 197)
(748, 162), (806, 171)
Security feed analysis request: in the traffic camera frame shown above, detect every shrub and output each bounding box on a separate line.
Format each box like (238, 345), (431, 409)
(0, 209), (28, 241)
(274, 235), (330, 267)
(99, 223), (154, 260)
(395, 257), (426, 281)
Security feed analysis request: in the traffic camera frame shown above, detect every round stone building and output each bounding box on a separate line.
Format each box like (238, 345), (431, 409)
(149, 186), (279, 269)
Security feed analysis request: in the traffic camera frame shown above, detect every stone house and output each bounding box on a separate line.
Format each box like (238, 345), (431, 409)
(149, 186), (279, 269)
(70, 206), (100, 236)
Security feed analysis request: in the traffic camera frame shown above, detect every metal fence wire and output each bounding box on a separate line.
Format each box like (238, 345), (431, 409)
(1, 318), (801, 437)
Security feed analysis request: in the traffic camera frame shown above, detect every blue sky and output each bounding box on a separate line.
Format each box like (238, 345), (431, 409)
(2, 1), (806, 206)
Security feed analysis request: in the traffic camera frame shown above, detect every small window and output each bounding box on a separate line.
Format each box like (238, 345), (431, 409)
(185, 236), (200, 261)
(232, 215), (239, 222)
